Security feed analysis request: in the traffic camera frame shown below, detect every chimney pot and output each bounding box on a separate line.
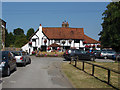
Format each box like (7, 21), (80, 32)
(40, 24), (41, 26)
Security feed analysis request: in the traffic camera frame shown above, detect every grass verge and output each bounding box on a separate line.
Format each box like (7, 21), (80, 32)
(62, 61), (119, 89)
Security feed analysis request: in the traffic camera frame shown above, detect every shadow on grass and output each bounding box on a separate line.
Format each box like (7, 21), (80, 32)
(71, 64), (119, 90)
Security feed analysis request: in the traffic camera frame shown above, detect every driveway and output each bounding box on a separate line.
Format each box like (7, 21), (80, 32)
(1, 56), (73, 88)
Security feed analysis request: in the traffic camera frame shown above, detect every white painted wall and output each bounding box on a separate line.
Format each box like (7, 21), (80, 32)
(21, 25), (100, 54)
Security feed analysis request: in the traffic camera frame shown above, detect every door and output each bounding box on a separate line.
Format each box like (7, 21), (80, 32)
(8, 52), (15, 70)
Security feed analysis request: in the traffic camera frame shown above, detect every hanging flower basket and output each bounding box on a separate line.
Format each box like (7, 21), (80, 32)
(83, 41), (87, 44)
(69, 40), (72, 44)
(47, 47), (51, 50)
(62, 41), (66, 45)
(88, 45), (92, 48)
(85, 45), (89, 48)
(44, 39), (47, 44)
(97, 45), (101, 48)
(57, 47), (61, 50)
(29, 42), (32, 46)
(92, 45), (95, 48)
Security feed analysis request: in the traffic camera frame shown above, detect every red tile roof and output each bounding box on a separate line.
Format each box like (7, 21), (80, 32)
(42, 27), (84, 39)
(84, 35), (100, 44)
(29, 27), (100, 44)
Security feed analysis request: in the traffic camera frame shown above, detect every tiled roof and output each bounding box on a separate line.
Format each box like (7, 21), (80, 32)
(42, 27), (84, 39)
(84, 34), (100, 44)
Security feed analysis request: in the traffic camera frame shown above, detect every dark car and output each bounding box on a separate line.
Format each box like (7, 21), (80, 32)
(11, 51), (31, 66)
(95, 50), (116, 59)
(93, 50), (101, 58)
(63, 49), (95, 61)
(0, 51), (17, 76)
(116, 52), (120, 60)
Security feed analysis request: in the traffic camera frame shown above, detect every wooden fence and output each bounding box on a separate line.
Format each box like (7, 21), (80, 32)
(4, 47), (21, 51)
(70, 56), (120, 89)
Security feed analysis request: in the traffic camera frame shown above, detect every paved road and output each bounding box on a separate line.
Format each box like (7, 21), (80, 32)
(2, 56), (73, 88)
(95, 58), (115, 62)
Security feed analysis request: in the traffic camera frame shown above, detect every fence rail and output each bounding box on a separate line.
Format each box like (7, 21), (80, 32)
(70, 56), (120, 89)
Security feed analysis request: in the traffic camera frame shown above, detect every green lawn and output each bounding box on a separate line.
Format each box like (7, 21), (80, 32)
(62, 61), (119, 89)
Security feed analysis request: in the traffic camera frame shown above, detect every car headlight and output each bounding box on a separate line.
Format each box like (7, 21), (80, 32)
(0, 61), (6, 67)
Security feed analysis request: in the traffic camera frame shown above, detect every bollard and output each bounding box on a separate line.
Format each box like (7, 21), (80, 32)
(70, 57), (72, 64)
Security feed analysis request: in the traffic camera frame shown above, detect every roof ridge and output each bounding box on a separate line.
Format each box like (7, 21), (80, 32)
(42, 27), (83, 29)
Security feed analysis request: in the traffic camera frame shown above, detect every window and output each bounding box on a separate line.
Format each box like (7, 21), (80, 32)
(55, 40), (60, 43)
(32, 39), (36, 42)
(74, 40), (80, 43)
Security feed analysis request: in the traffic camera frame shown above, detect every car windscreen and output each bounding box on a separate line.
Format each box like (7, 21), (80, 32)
(12, 52), (22, 56)
(101, 51), (107, 53)
(107, 51), (116, 54)
(0, 51), (8, 61)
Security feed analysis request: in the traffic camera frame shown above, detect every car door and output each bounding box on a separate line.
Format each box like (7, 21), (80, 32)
(10, 52), (16, 68)
(81, 51), (90, 60)
(76, 50), (84, 60)
(8, 52), (14, 70)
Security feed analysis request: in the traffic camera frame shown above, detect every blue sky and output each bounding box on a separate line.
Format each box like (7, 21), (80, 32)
(2, 2), (109, 40)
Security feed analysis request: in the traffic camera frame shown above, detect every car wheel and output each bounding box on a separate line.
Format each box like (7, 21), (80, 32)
(14, 64), (17, 71)
(104, 56), (107, 59)
(23, 61), (26, 67)
(6, 67), (10, 76)
(28, 58), (31, 64)
(91, 57), (95, 61)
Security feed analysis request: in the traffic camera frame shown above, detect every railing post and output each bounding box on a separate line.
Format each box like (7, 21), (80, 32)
(92, 65), (95, 76)
(82, 61), (84, 71)
(70, 57), (73, 64)
(70, 57), (72, 64)
(75, 56), (78, 67)
(108, 70), (110, 84)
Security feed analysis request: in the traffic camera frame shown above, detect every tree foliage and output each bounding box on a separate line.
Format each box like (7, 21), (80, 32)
(5, 28), (33, 48)
(5, 29), (9, 47)
(99, 2), (120, 51)
(26, 28), (35, 40)
(14, 37), (28, 48)
(13, 28), (24, 35)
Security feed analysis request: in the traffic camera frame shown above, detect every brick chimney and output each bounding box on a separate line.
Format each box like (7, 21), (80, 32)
(62, 21), (69, 27)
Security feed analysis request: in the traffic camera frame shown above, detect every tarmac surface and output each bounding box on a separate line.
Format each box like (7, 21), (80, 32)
(1, 56), (73, 88)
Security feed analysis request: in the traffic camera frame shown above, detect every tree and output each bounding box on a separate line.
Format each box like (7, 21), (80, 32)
(13, 28), (24, 35)
(26, 28), (35, 40)
(5, 29), (9, 47)
(14, 37), (28, 48)
(99, 2), (120, 51)
(7, 32), (15, 47)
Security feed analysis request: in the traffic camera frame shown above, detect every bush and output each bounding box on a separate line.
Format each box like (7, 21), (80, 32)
(36, 51), (64, 57)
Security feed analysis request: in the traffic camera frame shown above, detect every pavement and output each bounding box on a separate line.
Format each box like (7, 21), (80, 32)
(95, 58), (115, 62)
(1, 56), (73, 88)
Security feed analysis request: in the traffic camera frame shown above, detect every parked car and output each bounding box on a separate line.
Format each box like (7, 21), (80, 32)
(95, 50), (116, 59)
(63, 49), (95, 61)
(92, 50), (101, 58)
(11, 51), (31, 66)
(0, 51), (17, 76)
(116, 52), (120, 60)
